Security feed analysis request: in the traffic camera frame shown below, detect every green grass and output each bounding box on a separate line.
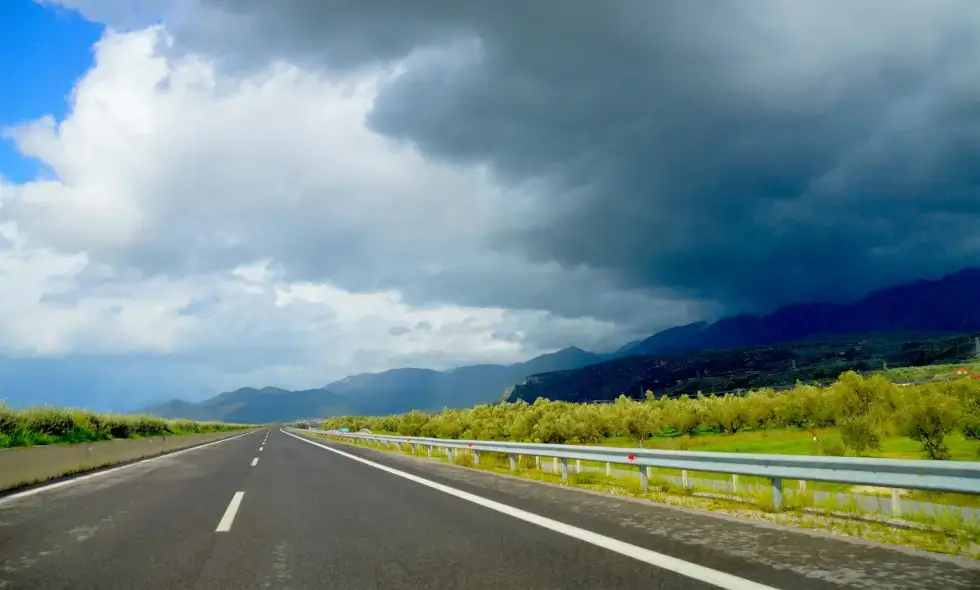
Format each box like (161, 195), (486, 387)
(0, 404), (249, 449)
(609, 428), (979, 461)
(877, 360), (980, 383)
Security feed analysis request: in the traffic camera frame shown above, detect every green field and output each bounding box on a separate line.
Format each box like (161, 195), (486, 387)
(0, 404), (249, 449)
(607, 428), (979, 460)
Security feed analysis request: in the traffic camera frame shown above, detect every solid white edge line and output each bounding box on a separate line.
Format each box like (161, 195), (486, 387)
(280, 429), (778, 590)
(0, 429), (263, 505)
(215, 491), (245, 532)
(251, 457), (259, 466)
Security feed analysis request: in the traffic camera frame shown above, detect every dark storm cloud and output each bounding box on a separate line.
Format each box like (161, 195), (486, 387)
(363, 1), (980, 312)
(103, 1), (980, 314)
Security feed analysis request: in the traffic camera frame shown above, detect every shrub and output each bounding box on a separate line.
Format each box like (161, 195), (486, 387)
(666, 395), (699, 436)
(819, 435), (847, 457)
(616, 399), (660, 447)
(952, 381), (980, 442)
(714, 394), (749, 434)
(832, 372), (896, 453)
(899, 387), (961, 460)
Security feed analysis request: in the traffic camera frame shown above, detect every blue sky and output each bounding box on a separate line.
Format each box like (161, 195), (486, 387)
(0, 1), (102, 182)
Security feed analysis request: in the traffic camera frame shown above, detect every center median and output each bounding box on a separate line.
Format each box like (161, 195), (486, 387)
(0, 429), (259, 493)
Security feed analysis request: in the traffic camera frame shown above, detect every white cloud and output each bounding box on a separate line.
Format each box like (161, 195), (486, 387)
(1, 25), (661, 405)
(6, 28), (498, 274)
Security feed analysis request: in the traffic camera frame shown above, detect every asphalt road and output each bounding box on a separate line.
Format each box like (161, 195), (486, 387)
(0, 429), (976, 590)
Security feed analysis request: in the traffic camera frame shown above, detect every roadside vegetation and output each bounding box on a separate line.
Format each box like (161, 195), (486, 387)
(320, 370), (980, 461)
(0, 403), (248, 449)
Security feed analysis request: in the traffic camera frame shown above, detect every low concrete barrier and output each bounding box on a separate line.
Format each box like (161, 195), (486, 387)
(0, 430), (252, 492)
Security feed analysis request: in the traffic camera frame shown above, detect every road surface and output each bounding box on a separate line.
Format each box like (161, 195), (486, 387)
(0, 429), (977, 589)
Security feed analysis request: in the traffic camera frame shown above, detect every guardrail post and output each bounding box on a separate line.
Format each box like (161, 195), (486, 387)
(771, 477), (783, 510)
(682, 469), (690, 489)
(535, 456), (541, 470)
(427, 445), (433, 458)
(474, 450), (481, 466)
(553, 457), (558, 473)
(799, 480), (806, 491)
(605, 462), (611, 476)
(447, 447), (454, 461)
(509, 453), (517, 471)
(560, 458), (569, 482)
(576, 459), (582, 474)
(732, 474), (739, 494)
(891, 488), (902, 518)
(639, 465), (648, 492)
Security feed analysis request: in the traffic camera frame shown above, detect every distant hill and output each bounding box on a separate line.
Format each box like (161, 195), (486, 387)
(147, 267), (980, 420)
(615, 268), (980, 357)
(144, 347), (605, 422)
(509, 332), (980, 404)
(511, 267), (980, 403)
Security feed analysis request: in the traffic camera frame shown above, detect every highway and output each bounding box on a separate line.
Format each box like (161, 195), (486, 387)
(1, 430), (977, 589)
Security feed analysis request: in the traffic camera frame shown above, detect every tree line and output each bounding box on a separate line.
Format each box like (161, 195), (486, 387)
(320, 371), (980, 460)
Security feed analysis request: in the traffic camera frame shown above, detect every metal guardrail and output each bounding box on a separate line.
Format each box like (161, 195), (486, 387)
(311, 429), (980, 511)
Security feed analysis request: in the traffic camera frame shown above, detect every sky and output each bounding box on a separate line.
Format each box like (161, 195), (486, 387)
(1, 0), (978, 410)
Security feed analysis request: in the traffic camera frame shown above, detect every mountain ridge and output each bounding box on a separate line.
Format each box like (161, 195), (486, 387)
(617, 268), (980, 357)
(144, 345), (607, 422)
(145, 267), (980, 422)
(509, 268), (980, 403)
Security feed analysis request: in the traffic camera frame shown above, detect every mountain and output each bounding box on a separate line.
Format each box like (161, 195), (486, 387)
(510, 267), (980, 403)
(613, 322), (709, 357)
(145, 347), (605, 422)
(147, 268), (980, 421)
(508, 331), (980, 404)
(616, 268), (980, 357)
